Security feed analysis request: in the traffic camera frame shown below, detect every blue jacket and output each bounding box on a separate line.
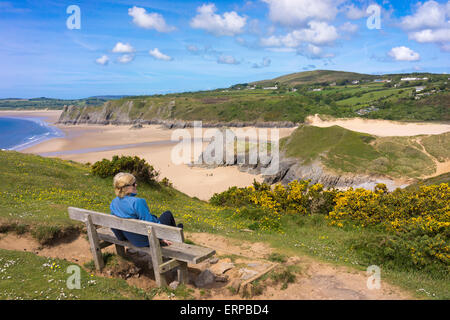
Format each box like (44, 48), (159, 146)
(110, 193), (160, 247)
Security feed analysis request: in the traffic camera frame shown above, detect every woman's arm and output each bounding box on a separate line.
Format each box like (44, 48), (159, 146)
(134, 198), (160, 224)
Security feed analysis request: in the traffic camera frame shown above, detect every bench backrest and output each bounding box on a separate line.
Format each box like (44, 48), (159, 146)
(68, 207), (184, 243)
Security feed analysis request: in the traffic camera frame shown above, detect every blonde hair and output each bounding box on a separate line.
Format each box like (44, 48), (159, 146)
(113, 172), (136, 198)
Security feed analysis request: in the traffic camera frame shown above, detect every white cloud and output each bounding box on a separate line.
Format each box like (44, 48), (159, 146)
(190, 4), (247, 36)
(408, 28), (450, 44)
(112, 42), (135, 53)
(217, 54), (240, 65)
(400, 1), (450, 50)
(95, 55), (109, 65)
(262, 0), (340, 27)
(128, 6), (176, 32)
(117, 54), (135, 64)
(343, 4), (367, 20)
(388, 46), (420, 61)
(440, 42), (450, 52)
(252, 57), (271, 68)
(297, 44), (335, 59)
(149, 48), (173, 61)
(401, 1), (447, 30)
(260, 21), (338, 48)
(186, 45), (200, 54)
(340, 22), (358, 33)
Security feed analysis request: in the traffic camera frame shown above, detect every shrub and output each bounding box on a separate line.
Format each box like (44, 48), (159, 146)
(329, 183), (450, 268)
(210, 180), (337, 232)
(91, 155), (159, 184)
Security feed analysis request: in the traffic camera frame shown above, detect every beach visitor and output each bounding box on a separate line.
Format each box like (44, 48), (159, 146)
(110, 172), (183, 247)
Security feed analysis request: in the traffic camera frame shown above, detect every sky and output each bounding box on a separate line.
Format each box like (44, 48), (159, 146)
(0, 0), (449, 99)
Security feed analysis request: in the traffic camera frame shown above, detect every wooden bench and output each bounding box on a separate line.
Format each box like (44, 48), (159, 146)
(68, 207), (216, 287)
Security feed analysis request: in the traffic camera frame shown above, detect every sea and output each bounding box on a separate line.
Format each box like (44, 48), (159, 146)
(0, 117), (64, 151)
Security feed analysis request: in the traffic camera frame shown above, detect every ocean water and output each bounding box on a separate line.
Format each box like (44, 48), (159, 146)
(0, 117), (64, 151)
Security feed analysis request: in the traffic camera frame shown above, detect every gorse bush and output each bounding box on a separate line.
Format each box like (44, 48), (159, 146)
(210, 180), (337, 232)
(328, 183), (450, 269)
(211, 179), (337, 216)
(211, 180), (449, 269)
(91, 155), (159, 184)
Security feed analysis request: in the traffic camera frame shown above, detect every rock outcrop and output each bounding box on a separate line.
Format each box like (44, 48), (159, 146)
(192, 141), (406, 191)
(58, 104), (298, 128)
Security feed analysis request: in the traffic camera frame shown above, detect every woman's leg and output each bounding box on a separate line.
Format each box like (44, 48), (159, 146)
(158, 211), (176, 227)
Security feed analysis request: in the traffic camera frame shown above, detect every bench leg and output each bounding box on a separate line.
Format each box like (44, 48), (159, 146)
(147, 227), (167, 287)
(115, 244), (126, 258)
(85, 215), (104, 271)
(178, 261), (189, 285)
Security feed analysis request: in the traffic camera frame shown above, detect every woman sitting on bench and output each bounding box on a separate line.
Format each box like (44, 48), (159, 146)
(110, 172), (183, 247)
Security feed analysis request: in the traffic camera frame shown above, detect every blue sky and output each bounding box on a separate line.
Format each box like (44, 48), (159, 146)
(0, 0), (449, 99)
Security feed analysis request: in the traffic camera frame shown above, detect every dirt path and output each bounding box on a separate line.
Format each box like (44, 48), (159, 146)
(413, 138), (450, 178)
(0, 232), (415, 300)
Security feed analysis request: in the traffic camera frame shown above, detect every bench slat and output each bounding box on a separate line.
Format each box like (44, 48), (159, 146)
(97, 227), (215, 264)
(68, 207), (184, 243)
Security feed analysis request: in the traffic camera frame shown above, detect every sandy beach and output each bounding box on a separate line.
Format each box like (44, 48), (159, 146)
(306, 114), (450, 136)
(1, 110), (296, 200)
(2, 110), (449, 199)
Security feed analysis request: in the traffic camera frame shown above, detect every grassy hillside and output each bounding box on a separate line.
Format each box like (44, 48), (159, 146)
(0, 151), (244, 243)
(280, 125), (449, 179)
(0, 151), (449, 299)
(58, 70), (450, 124)
(251, 70), (377, 87)
(406, 172), (450, 190)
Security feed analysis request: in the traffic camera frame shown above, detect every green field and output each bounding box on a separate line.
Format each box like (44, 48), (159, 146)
(0, 150), (448, 299)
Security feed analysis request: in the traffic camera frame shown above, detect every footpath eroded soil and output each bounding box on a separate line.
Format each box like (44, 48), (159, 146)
(0, 231), (414, 300)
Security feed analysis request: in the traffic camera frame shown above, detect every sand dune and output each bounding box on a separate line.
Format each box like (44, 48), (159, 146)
(306, 114), (450, 137)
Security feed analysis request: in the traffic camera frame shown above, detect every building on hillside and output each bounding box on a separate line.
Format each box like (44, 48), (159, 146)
(356, 106), (379, 115)
(263, 86), (278, 90)
(401, 77), (429, 81)
(374, 79), (392, 83)
(415, 86), (426, 92)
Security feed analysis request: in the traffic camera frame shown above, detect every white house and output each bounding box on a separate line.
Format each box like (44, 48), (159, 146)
(415, 86), (426, 92)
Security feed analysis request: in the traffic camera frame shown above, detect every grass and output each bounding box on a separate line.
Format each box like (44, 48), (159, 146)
(420, 132), (450, 162)
(0, 150), (448, 300)
(0, 249), (152, 300)
(0, 150), (246, 244)
(406, 172), (450, 190)
(280, 125), (441, 179)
